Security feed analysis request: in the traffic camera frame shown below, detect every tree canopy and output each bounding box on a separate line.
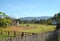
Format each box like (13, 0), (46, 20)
(54, 12), (60, 24)
(0, 12), (12, 27)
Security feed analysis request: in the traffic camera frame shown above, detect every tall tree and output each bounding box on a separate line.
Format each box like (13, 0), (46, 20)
(54, 12), (60, 24)
(0, 12), (12, 27)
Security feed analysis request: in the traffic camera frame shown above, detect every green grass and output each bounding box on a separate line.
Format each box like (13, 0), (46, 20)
(0, 31), (8, 40)
(57, 37), (60, 41)
(0, 24), (56, 40)
(19, 24), (56, 33)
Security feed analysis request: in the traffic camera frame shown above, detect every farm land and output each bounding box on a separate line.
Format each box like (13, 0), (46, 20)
(0, 24), (56, 40)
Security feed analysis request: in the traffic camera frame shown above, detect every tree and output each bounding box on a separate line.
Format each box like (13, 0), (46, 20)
(46, 18), (53, 25)
(54, 12), (60, 24)
(0, 12), (12, 27)
(34, 20), (39, 24)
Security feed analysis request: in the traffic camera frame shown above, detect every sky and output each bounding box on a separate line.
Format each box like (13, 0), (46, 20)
(0, 0), (60, 18)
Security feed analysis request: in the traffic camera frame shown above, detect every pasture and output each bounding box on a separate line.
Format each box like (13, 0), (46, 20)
(0, 24), (56, 40)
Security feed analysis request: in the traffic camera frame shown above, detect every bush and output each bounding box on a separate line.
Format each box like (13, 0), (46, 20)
(26, 24), (29, 26)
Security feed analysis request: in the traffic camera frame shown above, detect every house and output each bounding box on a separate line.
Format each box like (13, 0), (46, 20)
(0, 14), (3, 18)
(11, 19), (20, 26)
(52, 20), (57, 25)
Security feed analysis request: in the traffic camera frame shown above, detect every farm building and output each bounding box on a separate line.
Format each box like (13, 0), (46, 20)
(11, 19), (20, 26)
(52, 20), (57, 25)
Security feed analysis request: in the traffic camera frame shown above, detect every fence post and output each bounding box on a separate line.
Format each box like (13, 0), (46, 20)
(21, 32), (24, 41)
(14, 31), (16, 37)
(8, 31), (10, 37)
(0, 29), (3, 35)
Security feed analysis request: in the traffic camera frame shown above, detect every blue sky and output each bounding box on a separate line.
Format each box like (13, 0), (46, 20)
(0, 0), (60, 18)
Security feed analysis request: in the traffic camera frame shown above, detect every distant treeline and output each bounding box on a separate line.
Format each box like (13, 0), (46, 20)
(16, 12), (60, 25)
(0, 11), (60, 27)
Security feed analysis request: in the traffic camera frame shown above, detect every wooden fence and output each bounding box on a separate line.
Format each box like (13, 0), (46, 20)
(0, 29), (60, 41)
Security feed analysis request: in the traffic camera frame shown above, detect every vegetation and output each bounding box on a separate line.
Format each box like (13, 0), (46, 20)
(54, 12), (60, 24)
(58, 37), (60, 41)
(0, 24), (56, 33)
(0, 11), (60, 41)
(16, 12), (60, 25)
(0, 12), (12, 27)
(0, 11), (60, 26)
(0, 24), (56, 40)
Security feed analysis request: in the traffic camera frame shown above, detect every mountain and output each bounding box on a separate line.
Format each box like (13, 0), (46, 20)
(19, 16), (52, 21)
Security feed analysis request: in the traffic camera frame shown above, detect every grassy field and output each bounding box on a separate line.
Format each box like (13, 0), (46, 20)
(0, 24), (56, 33)
(0, 24), (56, 40)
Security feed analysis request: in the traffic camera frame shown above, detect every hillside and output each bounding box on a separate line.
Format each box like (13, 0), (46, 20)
(19, 16), (51, 21)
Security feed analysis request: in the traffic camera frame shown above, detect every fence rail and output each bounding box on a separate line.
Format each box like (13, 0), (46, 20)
(0, 29), (60, 41)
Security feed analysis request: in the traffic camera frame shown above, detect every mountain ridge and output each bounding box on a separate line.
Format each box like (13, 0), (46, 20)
(19, 16), (52, 21)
